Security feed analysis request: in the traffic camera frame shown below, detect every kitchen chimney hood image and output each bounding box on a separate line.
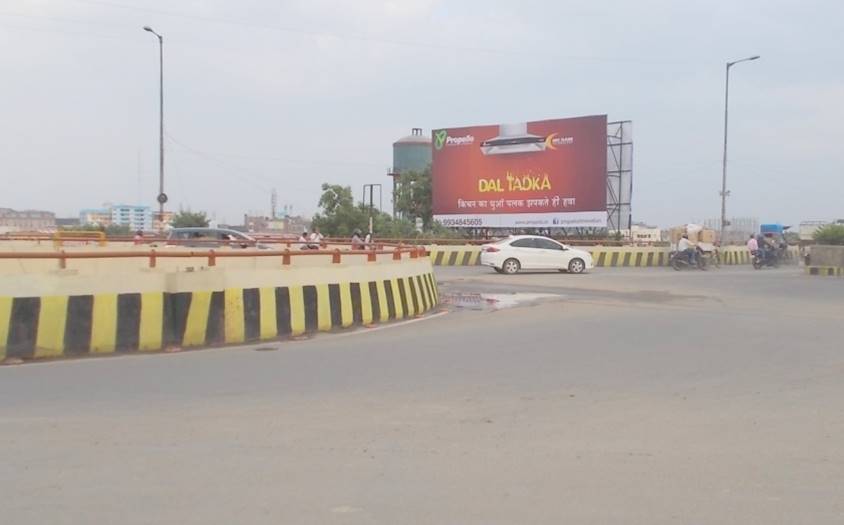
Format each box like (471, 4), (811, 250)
(480, 122), (546, 155)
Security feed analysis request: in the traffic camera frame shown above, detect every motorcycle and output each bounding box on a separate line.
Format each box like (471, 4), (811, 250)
(752, 249), (779, 269)
(670, 248), (706, 271)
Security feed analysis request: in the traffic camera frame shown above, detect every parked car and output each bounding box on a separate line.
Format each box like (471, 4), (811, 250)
(166, 228), (264, 249)
(480, 235), (594, 274)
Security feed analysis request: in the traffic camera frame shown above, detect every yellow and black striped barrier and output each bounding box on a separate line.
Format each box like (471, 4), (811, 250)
(588, 248), (669, 267)
(427, 245), (800, 268)
(429, 246), (482, 266)
(806, 266), (844, 277)
(0, 272), (438, 361)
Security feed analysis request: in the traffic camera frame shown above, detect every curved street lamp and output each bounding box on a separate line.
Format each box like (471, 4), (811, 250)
(143, 26), (166, 228)
(720, 55), (760, 243)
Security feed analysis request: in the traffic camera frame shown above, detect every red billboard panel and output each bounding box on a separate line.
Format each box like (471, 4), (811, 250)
(432, 115), (607, 228)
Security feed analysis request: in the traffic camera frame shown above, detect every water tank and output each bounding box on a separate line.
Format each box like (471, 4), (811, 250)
(392, 128), (432, 174)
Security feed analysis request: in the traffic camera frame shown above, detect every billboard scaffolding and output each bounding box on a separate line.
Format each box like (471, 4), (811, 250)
(606, 120), (633, 232)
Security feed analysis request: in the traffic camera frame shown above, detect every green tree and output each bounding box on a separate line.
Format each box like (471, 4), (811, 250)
(394, 167), (433, 229)
(813, 224), (844, 245)
(171, 210), (210, 228)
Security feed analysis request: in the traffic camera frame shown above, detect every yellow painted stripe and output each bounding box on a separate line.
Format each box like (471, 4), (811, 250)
(360, 281), (373, 325)
(339, 282), (354, 328)
(182, 291), (212, 347)
(0, 296), (12, 358)
(289, 285), (306, 336)
(316, 284), (332, 331)
(224, 288), (245, 344)
(138, 292), (163, 351)
(35, 295), (69, 359)
(402, 277), (416, 317)
(431, 273), (439, 304)
(258, 287), (277, 340)
(90, 293), (118, 354)
(469, 250), (481, 265)
(390, 278), (404, 319)
(375, 280), (389, 322)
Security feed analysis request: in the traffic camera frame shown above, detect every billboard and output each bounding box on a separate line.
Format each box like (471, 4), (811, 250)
(432, 115), (607, 228)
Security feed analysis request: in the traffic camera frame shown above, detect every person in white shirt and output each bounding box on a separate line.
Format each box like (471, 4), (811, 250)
(746, 234), (758, 255)
(678, 234), (696, 264)
(308, 226), (324, 249)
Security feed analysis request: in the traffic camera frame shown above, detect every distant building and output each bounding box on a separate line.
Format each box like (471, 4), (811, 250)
(613, 222), (661, 243)
(80, 204), (153, 232)
(55, 217), (81, 228)
(0, 207), (56, 232)
(79, 208), (112, 227)
(110, 204), (152, 231)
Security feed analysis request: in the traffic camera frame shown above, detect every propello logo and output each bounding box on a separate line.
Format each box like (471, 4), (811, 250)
(434, 130), (447, 150)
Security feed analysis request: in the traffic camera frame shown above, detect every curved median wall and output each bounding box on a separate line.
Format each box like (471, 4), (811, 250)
(0, 249), (438, 362)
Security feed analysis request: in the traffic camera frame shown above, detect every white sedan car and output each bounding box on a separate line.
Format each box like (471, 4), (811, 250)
(480, 235), (594, 274)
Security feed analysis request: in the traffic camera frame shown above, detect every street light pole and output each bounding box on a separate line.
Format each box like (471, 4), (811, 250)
(143, 26), (166, 229)
(720, 55), (759, 244)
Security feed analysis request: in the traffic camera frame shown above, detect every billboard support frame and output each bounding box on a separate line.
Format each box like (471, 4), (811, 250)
(606, 120), (633, 234)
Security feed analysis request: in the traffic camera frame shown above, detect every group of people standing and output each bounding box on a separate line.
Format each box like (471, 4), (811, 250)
(298, 227), (373, 250)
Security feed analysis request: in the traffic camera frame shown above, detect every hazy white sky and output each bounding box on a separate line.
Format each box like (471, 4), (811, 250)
(1, 0), (842, 226)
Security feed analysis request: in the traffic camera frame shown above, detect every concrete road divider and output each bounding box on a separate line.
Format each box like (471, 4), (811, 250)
(428, 243), (799, 267)
(0, 247), (438, 362)
(805, 266), (844, 277)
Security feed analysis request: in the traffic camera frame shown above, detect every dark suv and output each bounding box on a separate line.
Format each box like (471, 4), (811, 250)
(166, 228), (259, 249)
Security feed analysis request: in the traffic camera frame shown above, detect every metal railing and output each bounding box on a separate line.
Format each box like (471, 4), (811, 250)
(0, 245), (427, 270)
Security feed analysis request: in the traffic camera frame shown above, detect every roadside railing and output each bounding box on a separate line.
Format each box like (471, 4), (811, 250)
(0, 245), (427, 271)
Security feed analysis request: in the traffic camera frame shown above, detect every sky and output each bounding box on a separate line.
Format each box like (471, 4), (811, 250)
(1, 0), (842, 227)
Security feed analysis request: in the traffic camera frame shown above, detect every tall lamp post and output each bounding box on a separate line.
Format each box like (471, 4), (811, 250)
(720, 55), (759, 244)
(143, 26), (167, 229)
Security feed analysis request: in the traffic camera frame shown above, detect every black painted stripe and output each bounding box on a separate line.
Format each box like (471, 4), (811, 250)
(205, 291), (225, 345)
(447, 251), (459, 266)
(64, 295), (93, 356)
(415, 275), (427, 311)
(116, 293), (141, 352)
(328, 284), (342, 328)
(657, 252), (665, 266)
(646, 252), (654, 267)
(275, 287), (291, 336)
(460, 251), (471, 266)
(166, 292), (192, 346)
(397, 278), (409, 315)
(434, 251), (445, 265)
(634, 252), (643, 267)
(368, 282), (381, 322)
(242, 288), (260, 342)
(350, 283), (363, 325)
(407, 277), (420, 314)
(6, 297), (39, 359)
(621, 252), (631, 267)
(429, 273), (439, 304)
(596, 252), (606, 267)
(609, 252), (620, 267)
(416, 275), (429, 311)
(382, 279), (397, 320)
(424, 274), (436, 306)
(302, 285), (318, 332)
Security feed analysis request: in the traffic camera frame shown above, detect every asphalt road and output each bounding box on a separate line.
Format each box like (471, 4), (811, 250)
(2, 265), (843, 524)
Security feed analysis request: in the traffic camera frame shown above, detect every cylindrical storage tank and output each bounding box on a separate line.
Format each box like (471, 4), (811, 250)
(392, 128), (432, 174)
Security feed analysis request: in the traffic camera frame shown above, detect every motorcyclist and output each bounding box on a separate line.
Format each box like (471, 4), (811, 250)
(678, 234), (696, 265)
